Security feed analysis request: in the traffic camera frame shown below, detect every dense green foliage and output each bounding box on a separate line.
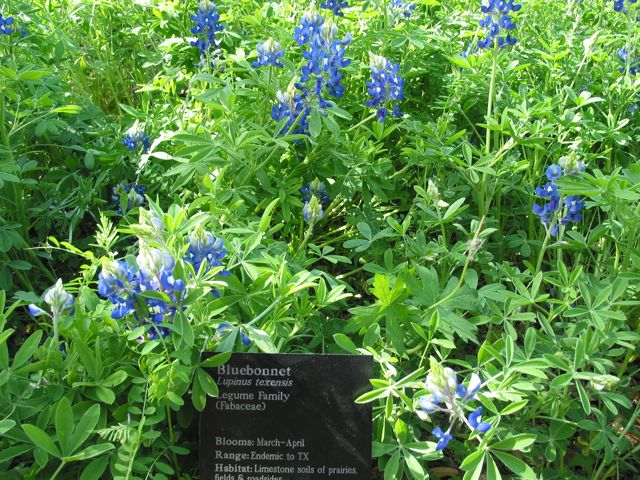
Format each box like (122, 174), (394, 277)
(1, 0), (640, 478)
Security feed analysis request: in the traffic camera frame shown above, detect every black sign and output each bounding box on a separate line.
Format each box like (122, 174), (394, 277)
(200, 353), (373, 480)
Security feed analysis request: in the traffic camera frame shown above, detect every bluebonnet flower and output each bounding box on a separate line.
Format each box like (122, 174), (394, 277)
(614, 0), (638, 13)
(122, 127), (151, 153)
(562, 196), (585, 224)
(98, 260), (140, 319)
(112, 183), (146, 214)
(190, 0), (223, 53)
(366, 54), (405, 121)
(301, 180), (330, 223)
(296, 18), (351, 108)
(218, 323), (251, 346)
(303, 197), (324, 223)
(300, 181), (331, 205)
(616, 47), (640, 75)
(185, 226), (230, 293)
(545, 164), (563, 181)
(0, 13), (14, 35)
(293, 11), (325, 46)
(432, 427), (453, 451)
(321, 0), (348, 16)
(477, 0), (521, 49)
(468, 407), (492, 433)
(98, 245), (181, 340)
(253, 38), (284, 68)
(532, 158), (586, 236)
(98, 219), (232, 340)
(271, 85), (312, 136)
(28, 279), (74, 319)
(390, 0), (416, 18)
(417, 359), (491, 451)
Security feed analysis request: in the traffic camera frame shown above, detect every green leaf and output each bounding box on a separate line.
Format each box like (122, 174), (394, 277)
(94, 386), (115, 404)
(500, 400), (528, 415)
(196, 368), (219, 397)
(201, 352), (232, 368)
(245, 326), (276, 353)
(576, 381), (591, 415)
(55, 397), (74, 456)
(486, 454), (502, 480)
(23, 424), (60, 458)
(192, 371), (206, 412)
(0, 328), (15, 347)
(18, 69), (51, 81)
(259, 198), (279, 233)
(79, 455), (110, 480)
(384, 450), (401, 480)
(102, 370), (128, 387)
(0, 419), (16, 435)
(333, 333), (358, 354)
(493, 451), (536, 480)
(13, 330), (43, 369)
(53, 105), (82, 114)
(0, 445), (32, 463)
(68, 404), (101, 454)
(309, 109), (322, 138)
(63, 443), (114, 462)
(403, 451), (425, 479)
(167, 391), (185, 407)
(491, 434), (536, 452)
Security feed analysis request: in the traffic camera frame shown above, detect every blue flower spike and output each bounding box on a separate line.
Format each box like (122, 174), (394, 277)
(321, 0), (348, 16)
(366, 53), (405, 122)
(97, 221), (230, 341)
(122, 126), (151, 153)
(253, 38), (284, 68)
(0, 13), (15, 35)
(477, 0), (521, 49)
(390, 0), (416, 19)
(532, 157), (586, 236)
(190, 0), (223, 53)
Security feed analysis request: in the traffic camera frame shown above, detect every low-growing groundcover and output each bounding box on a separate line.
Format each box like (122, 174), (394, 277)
(1, 0), (640, 478)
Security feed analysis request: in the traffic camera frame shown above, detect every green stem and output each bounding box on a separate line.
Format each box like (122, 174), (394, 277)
(50, 461), (66, 480)
(479, 41), (500, 217)
(535, 230), (551, 275)
(429, 217), (485, 312)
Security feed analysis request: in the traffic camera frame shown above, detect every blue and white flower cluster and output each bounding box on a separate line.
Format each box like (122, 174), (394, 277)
(477, 0), (521, 49)
(190, 0), (224, 54)
(366, 54), (405, 122)
(418, 359), (491, 451)
(0, 12), (14, 35)
(122, 127), (150, 153)
(271, 11), (351, 137)
(28, 279), (74, 320)
(112, 183), (146, 214)
(321, 0), (349, 16)
(253, 38), (285, 68)
(301, 180), (331, 223)
(532, 156), (586, 236)
(271, 84), (312, 137)
(390, 0), (416, 19)
(97, 218), (229, 340)
(614, 0), (638, 13)
(294, 13), (351, 109)
(616, 46), (640, 75)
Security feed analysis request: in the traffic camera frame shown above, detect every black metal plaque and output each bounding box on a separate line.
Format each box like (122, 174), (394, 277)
(199, 353), (373, 480)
